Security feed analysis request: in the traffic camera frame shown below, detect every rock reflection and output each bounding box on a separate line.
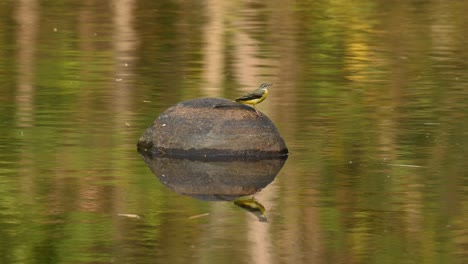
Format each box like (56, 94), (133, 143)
(138, 149), (287, 221)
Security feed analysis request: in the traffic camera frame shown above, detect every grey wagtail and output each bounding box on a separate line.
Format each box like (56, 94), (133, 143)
(235, 83), (272, 115)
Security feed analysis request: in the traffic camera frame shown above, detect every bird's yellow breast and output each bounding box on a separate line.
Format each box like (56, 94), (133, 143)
(242, 89), (268, 105)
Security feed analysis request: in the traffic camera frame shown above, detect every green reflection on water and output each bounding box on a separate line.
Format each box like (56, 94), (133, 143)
(0, 0), (467, 263)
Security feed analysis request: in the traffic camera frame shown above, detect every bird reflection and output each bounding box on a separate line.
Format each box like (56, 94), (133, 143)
(234, 197), (267, 222)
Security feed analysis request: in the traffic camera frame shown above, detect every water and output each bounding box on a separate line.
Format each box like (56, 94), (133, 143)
(1, 0), (467, 263)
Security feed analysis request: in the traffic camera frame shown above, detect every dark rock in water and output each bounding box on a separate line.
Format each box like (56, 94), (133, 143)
(137, 97), (288, 158)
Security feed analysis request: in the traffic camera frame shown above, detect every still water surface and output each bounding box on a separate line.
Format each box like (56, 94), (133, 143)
(1, 1), (467, 263)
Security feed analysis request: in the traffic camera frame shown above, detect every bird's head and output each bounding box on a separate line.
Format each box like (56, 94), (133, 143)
(259, 83), (272, 90)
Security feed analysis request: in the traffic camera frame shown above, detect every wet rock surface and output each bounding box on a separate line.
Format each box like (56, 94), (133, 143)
(137, 97), (288, 158)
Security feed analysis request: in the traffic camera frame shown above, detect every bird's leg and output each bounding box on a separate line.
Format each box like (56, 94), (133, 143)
(254, 106), (262, 116)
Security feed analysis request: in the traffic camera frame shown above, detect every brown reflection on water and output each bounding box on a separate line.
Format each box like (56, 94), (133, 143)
(202, 0), (224, 97)
(15, 0), (38, 128)
(14, 0), (39, 221)
(112, 0), (138, 113)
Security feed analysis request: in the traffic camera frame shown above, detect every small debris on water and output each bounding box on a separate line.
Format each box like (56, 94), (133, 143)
(388, 164), (424, 168)
(188, 213), (210, 219)
(118, 213), (141, 219)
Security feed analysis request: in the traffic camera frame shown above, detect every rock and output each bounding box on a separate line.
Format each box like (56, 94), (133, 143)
(137, 97), (288, 158)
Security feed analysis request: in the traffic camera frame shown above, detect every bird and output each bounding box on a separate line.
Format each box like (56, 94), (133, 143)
(235, 83), (272, 115)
